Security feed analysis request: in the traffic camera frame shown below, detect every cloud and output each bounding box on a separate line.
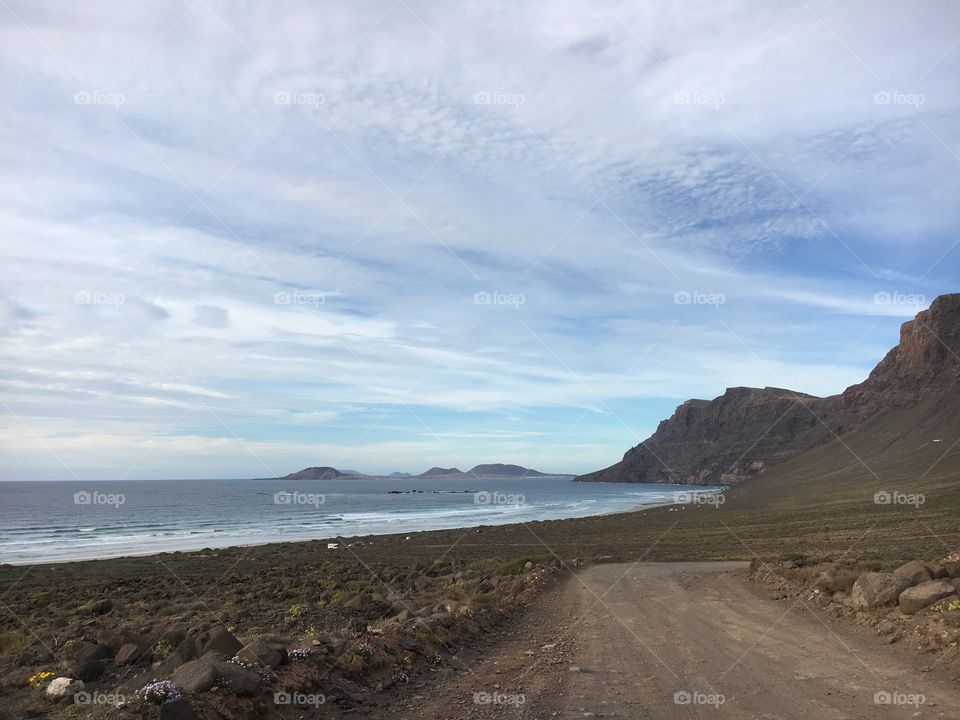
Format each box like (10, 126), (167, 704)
(192, 304), (229, 328)
(0, 0), (956, 478)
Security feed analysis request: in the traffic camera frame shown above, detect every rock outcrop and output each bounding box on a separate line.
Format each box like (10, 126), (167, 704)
(577, 294), (960, 484)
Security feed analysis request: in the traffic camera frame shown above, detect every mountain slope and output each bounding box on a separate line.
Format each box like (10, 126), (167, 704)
(466, 463), (551, 477)
(577, 293), (960, 485)
(280, 466), (347, 480)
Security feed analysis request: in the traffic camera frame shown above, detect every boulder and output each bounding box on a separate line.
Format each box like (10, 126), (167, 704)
(213, 661), (260, 695)
(851, 573), (913, 610)
(893, 560), (934, 584)
(195, 627), (241, 658)
(68, 656), (105, 681)
(160, 697), (200, 720)
(95, 628), (146, 655)
(116, 642), (149, 665)
(235, 637), (286, 668)
(175, 637), (197, 662)
(45, 676), (83, 699)
(63, 641), (110, 663)
(170, 657), (217, 693)
(899, 580), (955, 614)
(152, 650), (190, 677)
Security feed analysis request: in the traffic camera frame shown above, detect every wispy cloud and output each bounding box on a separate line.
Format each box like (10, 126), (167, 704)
(0, 0), (956, 478)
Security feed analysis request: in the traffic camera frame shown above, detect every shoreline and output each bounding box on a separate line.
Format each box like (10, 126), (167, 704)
(1, 496), (690, 567)
(2, 481), (727, 566)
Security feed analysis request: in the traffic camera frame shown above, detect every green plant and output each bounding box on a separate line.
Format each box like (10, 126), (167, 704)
(287, 603), (308, 619)
(0, 631), (31, 657)
(153, 639), (174, 657)
(933, 600), (960, 613)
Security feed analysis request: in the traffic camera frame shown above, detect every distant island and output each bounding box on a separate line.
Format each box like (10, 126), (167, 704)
(266, 463), (567, 480)
(422, 463), (555, 478)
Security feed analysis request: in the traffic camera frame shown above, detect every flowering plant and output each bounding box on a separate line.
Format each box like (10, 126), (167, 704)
(28, 670), (54, 688)
(136, 680), (181, 705)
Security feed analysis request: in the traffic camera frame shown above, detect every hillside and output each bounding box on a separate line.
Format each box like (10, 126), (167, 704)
(279, 466), (347, 480)
(577, 293), (960, 485)
(415, 466), (463, 477)
(467, 463), (551, 477)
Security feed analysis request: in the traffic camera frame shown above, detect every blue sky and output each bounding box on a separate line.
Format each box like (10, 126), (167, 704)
(0, 0), (957, 480)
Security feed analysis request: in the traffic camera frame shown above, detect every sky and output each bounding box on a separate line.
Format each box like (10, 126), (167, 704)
(0, 0), (958, 480)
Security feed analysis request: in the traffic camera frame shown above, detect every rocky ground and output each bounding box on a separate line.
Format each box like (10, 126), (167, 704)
(0, 543), (561, 719)
(750, 552), (960, 670)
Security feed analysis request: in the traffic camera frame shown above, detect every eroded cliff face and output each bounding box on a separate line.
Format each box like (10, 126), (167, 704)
(577, 294), (960, 485)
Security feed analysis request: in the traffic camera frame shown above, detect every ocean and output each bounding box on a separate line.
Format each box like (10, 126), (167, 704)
(0, 477), (721, 565)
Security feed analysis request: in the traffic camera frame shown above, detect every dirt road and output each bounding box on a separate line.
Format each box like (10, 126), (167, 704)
(388, 562), (958, 719)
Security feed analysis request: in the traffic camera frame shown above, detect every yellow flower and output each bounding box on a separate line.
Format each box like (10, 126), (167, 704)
(28, 670), (55, 688)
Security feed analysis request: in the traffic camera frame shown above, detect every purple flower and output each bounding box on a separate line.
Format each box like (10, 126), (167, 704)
(136, 680), (181, 705)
